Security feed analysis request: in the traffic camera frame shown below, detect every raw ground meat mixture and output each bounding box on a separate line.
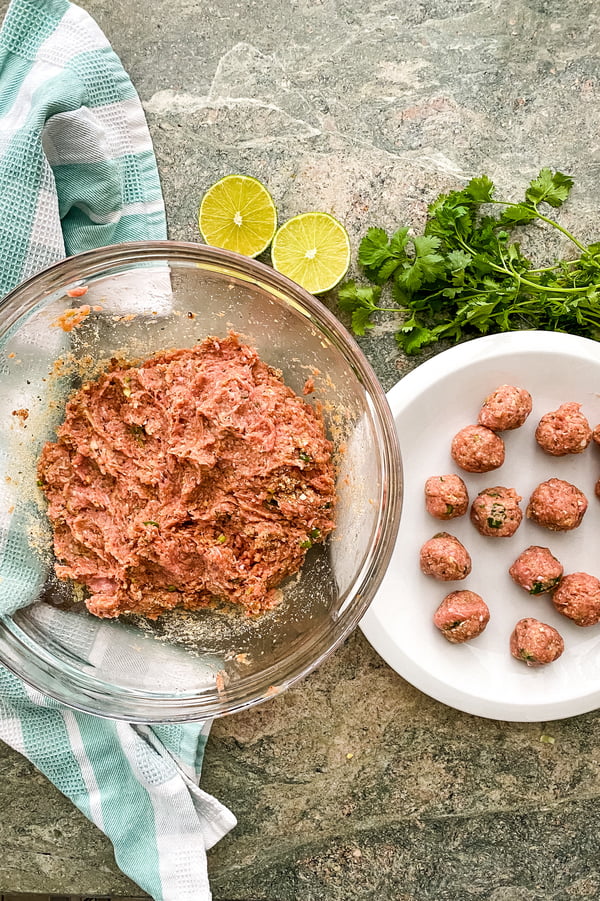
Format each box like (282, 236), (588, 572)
(38, 334), (336, 618)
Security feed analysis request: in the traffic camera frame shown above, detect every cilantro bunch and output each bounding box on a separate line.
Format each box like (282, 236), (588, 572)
(338, 169), (600, 354)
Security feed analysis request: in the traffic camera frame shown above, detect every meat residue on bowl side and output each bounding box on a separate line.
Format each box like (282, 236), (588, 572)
(37, 333), (336, 619)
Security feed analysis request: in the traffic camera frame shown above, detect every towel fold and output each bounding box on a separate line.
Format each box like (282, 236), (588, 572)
(0, 1), (236, 898)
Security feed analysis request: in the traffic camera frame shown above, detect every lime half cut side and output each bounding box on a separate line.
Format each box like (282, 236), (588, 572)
(271, 212), (351, 295)
(198, 174), (278, 258)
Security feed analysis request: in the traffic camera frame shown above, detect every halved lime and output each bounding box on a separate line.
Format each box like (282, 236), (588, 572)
(271, 212), (351, 294)
(198, 174), (277, 258)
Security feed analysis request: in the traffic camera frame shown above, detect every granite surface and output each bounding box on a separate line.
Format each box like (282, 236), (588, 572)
(2, 0), (600, 898)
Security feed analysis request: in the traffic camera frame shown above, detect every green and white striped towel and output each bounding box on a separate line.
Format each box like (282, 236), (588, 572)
(0, 1), (236, 899)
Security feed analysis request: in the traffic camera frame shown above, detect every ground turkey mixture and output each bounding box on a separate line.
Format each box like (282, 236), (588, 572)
(470, 486), (522, 537)
(433, 590), (490, 643)
(450, 424), (505, 473)
(510, 618), (564, 667)
(477, 384), (532, 431)
(551, 572), (600, 626)
(424, 474), (469, 520)
(37, 335), (336, 618)
(419, 532), (471, 581)
(526, 478), (588, 531)
(509, 545), (563, 595)
(535, 402), (592, 456)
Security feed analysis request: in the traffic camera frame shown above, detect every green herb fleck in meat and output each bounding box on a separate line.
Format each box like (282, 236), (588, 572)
(298, 450), (313, 463)
(129, 424), (146, 444)
(444, 620), (465, 631)
(530, 577), (561, 595)
(486, 502), (506, 529)
(143, 520), (159, 527)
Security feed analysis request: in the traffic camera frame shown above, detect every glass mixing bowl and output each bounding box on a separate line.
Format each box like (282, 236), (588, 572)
(0, 242), (402, 722)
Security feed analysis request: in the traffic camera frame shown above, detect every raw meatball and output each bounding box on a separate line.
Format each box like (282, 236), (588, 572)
(424, 474), (469, 520)
(552, 572), (600, 626)
(419, 533), (472, 581)
(470, 487), (522, 537)
(451, 425), (505, 473)
(595, 477), (600, 501)
(526, 478), (588, 532)
(509, 546), (563, 595)
(433, 590), (490, 643)
(592, 423), (600, 447)
(478, 384), (532, 431)
(510, 618), (564, 666)
(535, 402), (592, 456)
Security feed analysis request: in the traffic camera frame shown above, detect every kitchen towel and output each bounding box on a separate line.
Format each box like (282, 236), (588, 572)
(0, 0), (236, 899)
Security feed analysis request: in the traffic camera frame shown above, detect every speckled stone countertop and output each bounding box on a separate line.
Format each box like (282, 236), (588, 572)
(2, 0), (600, 898)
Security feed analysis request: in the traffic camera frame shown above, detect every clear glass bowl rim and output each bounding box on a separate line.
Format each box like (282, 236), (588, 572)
(0, 240), (402, 722)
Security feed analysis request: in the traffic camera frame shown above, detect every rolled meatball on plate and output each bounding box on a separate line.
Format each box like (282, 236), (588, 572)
(470, 487), (522, 537)
(451, 425), (505, 473)
(510, 618), (564, 667)
(526, 478), (587, 532)
(424, 474), (469, 520)
(419, 533), (472, 581)
(535, 402), (592, 456)
(478, 384), (532, 431)
(552, 572), (600, 627)
(509, 546), (563, 595)
(433, 590), (490, 644)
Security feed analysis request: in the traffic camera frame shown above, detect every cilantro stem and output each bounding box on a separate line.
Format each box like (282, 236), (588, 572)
(513, 274), (591, 295)
(489, 199), (588, 254)
(533, 209), (588, 254)
(528, 262), (577, 273)
(499, 246), (591, 296)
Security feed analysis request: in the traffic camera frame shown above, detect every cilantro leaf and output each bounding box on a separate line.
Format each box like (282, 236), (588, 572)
(337, 281), (383, 334)
(525, 168), (574, 208)
(351, 307), (376, 335)
(357, 228), (390, 268)
(358, 226), (413, 284)
(446, 250), (472, 271)
(377, 258), (402, 281)
(500, 204), (538, 225)
(396, 323), (438, 355)
(464, 175), (495, 203)
(337, 280), (381, 312)
(389, 226), (410, 256)
(395, 235), (444, 292)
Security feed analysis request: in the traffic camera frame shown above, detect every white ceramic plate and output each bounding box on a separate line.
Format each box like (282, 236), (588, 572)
(360, 331), (600, 722)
